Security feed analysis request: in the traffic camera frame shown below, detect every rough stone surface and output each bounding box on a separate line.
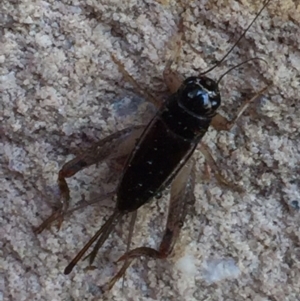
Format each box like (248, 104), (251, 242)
(1, 0), (300, 300)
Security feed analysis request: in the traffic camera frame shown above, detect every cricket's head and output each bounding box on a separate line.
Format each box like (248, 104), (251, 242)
(178, 76), (221, 117)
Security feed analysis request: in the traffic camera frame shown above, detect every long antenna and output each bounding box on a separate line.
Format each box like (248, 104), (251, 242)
(216, 57), (268, 84)
(199, 0), (272, 76)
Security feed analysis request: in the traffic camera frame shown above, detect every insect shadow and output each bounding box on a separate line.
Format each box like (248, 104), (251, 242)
(34, 0), (273, 291)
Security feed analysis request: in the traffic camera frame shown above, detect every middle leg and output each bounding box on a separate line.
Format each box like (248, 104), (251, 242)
(199, 85), (271, 191)
(34, 125), (144, 234)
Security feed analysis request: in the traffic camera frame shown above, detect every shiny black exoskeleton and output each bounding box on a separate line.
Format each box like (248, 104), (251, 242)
(117, 76), (221, 212)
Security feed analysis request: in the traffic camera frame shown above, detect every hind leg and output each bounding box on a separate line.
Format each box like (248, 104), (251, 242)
(34, 126), (145, 234)
(104, 158), (196, 290)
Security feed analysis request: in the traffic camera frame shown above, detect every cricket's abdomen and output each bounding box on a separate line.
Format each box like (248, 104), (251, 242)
(117, 117), (193, 212)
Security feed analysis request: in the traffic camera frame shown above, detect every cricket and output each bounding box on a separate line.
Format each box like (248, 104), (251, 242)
(34, 0), (272, 290)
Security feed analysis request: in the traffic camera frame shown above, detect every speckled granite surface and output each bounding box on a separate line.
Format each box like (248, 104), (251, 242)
(1, 0), (300, 300)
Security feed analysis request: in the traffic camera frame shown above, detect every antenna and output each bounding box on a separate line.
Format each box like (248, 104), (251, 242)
(199, 0), (272, 76)
(216, 57), (268, 85)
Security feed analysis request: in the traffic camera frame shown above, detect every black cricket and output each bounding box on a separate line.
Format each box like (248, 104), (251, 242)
(34, 0), (272, 290)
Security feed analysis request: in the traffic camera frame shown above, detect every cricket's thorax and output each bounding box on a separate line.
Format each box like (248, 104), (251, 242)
(117, 76), (221, 212)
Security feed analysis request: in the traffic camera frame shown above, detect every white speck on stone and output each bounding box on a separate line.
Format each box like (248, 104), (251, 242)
(175, 254), (197, 276)
(23, 16), (33, 24)
(0, 72), (16, 90)
(62, 123), (74, 136)
(35, 33), (53, 48)
(202, 258), (240, 284)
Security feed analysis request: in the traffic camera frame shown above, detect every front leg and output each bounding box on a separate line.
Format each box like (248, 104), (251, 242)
(34, 125), (144, 234)
(105, 158), (196, 290)
(211, 85), (270, 131)
(163, 32), (183, 94)
(110, 54), (160, 108)
(111, 21), (184, 108)
(198, 85), (270, 192)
